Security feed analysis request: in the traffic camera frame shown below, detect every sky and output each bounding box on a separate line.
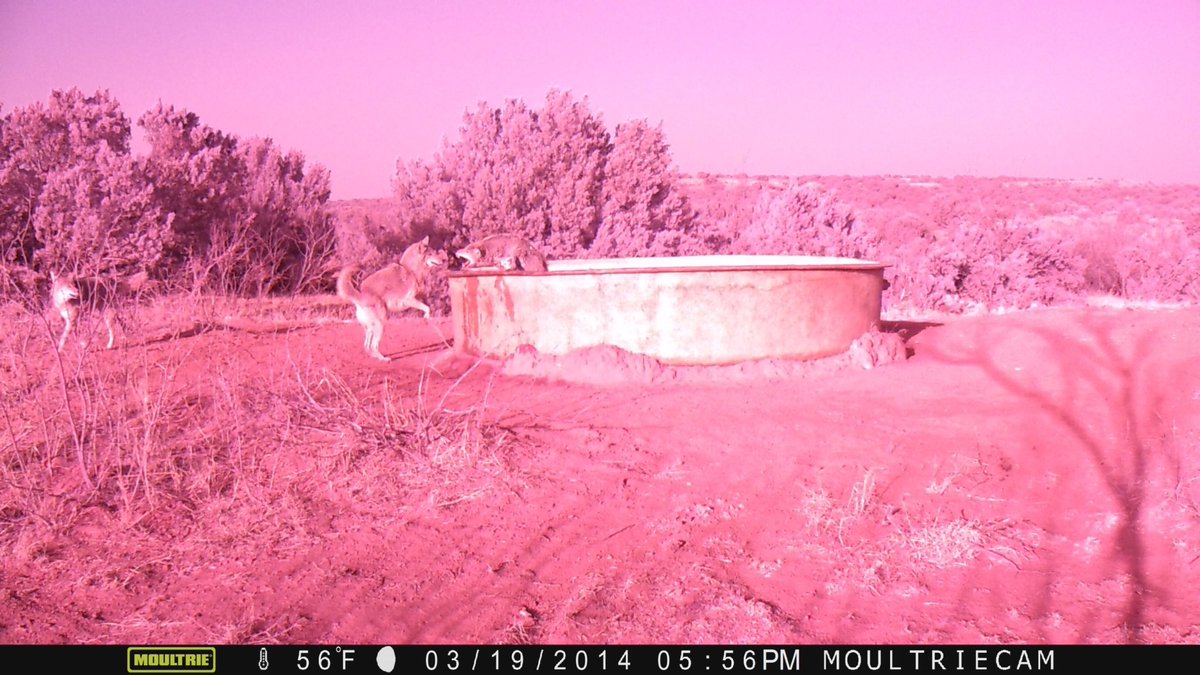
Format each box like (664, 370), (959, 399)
(2, 0), (1198, 199)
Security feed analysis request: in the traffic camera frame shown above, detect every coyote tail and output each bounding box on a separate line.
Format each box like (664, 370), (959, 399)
(336, 266), (365, 304)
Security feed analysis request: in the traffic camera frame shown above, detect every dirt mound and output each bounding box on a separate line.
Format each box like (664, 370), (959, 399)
(847, 329), (909, 369)
(500, 329), (909, 385)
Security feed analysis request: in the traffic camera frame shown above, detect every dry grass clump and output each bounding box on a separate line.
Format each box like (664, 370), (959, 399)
(284, 355), (524, 509)
(786, 467), (1037, 600)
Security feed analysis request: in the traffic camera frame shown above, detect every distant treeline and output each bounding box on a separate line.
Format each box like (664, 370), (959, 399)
(5, 88), (1198, 312)
(683, 174), (1200, 309)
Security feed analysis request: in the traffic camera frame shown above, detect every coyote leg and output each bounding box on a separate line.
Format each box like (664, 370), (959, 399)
(57, 307), (77, 350)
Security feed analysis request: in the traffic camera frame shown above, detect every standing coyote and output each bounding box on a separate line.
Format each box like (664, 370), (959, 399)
(50, 270), (150, 350)
(455, 234), (547, 272)
(336, 236), (448, 362)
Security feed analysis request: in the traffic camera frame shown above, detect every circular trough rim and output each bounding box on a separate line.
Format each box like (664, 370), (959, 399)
(449, 254), (888, 277)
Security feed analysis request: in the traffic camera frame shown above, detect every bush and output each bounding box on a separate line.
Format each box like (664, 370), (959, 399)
(140, 105), (335, 295)
(887, 216), (1085, 312)
(1, 88), (155, 275)
(1074, 217), (1200, 302)
(1, 91), (335, 297)
(392, 90), (700, 261)
(730, 181), (879, 259)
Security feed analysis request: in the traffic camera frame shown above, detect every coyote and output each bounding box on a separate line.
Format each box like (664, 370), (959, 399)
(336, 236), (448, 361)
(50, 270), (150, 350)
(455, 234), (547, 273)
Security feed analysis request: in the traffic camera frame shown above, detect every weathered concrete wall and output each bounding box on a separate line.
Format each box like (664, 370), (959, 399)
(449, 256), (886, 365)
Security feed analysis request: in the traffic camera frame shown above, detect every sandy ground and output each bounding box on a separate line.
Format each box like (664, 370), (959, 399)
(2, 305), (1199, 644)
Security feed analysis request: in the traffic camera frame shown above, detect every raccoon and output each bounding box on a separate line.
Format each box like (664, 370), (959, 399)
(455, 234), (548, 273)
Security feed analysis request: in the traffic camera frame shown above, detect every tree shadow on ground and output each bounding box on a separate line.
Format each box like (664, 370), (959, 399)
(915, 311), (1200, 643)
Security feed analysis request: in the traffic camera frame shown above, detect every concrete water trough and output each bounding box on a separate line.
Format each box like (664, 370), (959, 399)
(448, 255), (887, 366)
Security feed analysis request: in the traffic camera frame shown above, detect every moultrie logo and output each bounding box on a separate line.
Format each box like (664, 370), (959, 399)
(126, 647), (216, 674)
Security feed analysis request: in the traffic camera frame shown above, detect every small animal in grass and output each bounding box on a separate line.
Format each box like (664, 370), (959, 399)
(335, 236), (448, 362)
(455, 234), (548, 273)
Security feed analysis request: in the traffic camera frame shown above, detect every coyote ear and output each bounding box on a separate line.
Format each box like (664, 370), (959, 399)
(419, 235), (430, 245)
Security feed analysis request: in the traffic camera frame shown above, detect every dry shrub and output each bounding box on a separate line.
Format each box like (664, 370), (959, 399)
(1073, 217), (1200, 302)
(886, 217), (1085, 312)
(284, 358), (522, 510)
(899, 519), (985, 569)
